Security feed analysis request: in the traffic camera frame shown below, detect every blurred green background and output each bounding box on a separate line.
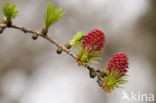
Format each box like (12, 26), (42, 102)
(0, 0), (155, 103)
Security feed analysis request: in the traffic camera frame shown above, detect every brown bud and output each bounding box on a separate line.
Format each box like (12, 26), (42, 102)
(1, 17), (7, 24)
(32, 33), (38, 40)
(56, 47), (63, 54)
(56, 43), (71, 54)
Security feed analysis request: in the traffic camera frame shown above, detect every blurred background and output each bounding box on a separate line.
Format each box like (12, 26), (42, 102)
(0, 0), (155, 103)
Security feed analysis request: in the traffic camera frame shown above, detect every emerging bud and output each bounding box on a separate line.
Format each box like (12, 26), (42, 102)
(76, 29), (105, 65)
(56, 31), (87, 54)
(70, 31), (87, 47)
(2, 2), (19, 21)
(102, 53), (129, 93)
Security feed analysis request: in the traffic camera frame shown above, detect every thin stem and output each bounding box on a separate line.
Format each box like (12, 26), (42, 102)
(0, 22), (105, 80)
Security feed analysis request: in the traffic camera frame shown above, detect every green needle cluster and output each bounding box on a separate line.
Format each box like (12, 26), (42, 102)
(44, 3), (65, 29)
(2, 2), (18, 21)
